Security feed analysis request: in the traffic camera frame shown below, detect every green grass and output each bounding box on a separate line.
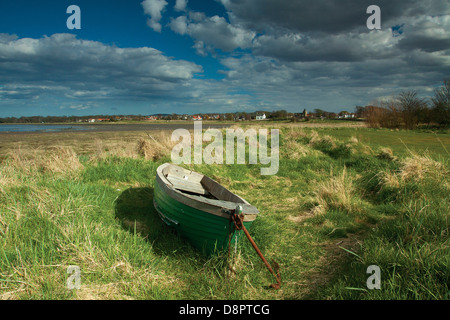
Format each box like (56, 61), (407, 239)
(307, 127), (450, 158)
(0, 126), (448, 299)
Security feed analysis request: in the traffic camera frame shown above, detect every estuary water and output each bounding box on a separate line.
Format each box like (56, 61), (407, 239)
(0, 124), (93, 133)
(0, 123), (232, 133)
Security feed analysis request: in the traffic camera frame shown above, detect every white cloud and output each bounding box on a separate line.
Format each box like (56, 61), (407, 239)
(169, 16), (188, 35)
(141, 0), (168, 32)
(169, 14), (255, 52)
(215, 49), (449, 112)
(59, 103), (94, 111)
(174, 0), (187, 12)
(0, 33), (203, 102)
(192, 40), (207, 56)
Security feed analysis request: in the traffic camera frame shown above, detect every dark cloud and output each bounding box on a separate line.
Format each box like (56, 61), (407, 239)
(396, 15), (450, 53)
(221, 0), (449, 34)
(251, 29), (401, 62)
(168, 0), (449, 65)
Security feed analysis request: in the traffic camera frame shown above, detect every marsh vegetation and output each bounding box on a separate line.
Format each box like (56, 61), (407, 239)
(0, 124), (448, 299)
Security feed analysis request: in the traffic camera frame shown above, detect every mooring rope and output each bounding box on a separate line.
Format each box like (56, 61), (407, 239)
(229, 206), (281, 290)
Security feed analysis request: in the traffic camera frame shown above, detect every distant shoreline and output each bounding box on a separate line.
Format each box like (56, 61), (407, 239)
(0, 122), (234, 134)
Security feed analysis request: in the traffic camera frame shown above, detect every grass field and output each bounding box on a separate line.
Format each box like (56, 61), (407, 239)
(0, 123), (448, 300)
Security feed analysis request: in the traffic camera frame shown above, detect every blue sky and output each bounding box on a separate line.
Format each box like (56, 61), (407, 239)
(0, 0), (449, 117)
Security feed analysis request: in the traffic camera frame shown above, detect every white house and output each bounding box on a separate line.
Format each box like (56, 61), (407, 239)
(256, 113), (266, 120)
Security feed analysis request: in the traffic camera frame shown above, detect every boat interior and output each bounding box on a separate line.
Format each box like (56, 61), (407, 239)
(163, 164), (245, 204)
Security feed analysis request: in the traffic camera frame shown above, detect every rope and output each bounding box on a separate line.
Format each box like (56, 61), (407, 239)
(229, 207), (281, 290)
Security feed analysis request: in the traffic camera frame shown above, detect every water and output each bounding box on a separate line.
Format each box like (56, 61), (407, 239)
(0, 124), (93, 133)
(0, 123), (233, 133)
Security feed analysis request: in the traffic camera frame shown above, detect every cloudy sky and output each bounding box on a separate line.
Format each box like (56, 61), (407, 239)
(0, 0), (449, 117)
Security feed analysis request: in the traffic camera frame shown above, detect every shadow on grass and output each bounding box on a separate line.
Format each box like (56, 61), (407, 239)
(114, 187), (232, 263)
(114, 187), (199, 257)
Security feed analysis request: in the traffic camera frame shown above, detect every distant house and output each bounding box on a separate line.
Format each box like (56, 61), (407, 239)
(87, 118), (109, 122)
(145, 116), (158, 120)
(256, 113), (266, 120)
(337, 112), (356, 119)
(192, 115), (202, 121)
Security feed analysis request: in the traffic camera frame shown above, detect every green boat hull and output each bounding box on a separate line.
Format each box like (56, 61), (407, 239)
(153, 163), (258, 255)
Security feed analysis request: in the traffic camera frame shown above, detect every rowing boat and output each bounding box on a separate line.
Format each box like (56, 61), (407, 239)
(153, 163), (259, 255)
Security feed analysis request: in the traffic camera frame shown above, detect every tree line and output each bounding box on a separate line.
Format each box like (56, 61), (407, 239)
(0, 110), (349, 123)
(0, 111), (314, 123)
(361, 80), (449, 129)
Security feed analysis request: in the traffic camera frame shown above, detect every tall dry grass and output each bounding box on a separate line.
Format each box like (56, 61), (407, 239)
(85, 131), (178, 162)
(307, 167), (366, 216)
(307, 130), (336, 149)
(3, 146), (83, 179)
(0, 164), (18, 195)
(137, 132), (178, 161)
(282, 128), (319, 160)
(379, 151), (449, 191)
(376, 147), (396, 161)
(398, 153), (448, 183)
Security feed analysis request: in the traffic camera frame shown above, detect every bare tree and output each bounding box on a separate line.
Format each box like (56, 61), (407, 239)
(431, 80), (450, 125)
(397, 90), (428, 129)
(380, 99), (402, 128)
(363, 105), (388, 128)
